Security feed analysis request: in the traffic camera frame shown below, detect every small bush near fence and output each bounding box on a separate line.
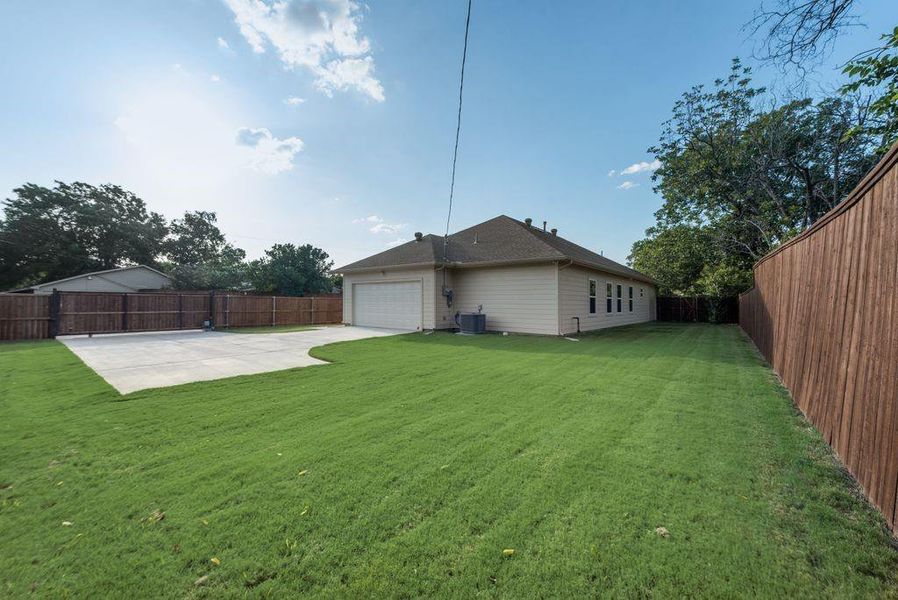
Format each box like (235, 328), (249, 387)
(656, 296), (738, 323)
(0, 291), (343, 341)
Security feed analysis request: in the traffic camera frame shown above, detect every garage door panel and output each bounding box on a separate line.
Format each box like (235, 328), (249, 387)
(353, 281), (422, 330)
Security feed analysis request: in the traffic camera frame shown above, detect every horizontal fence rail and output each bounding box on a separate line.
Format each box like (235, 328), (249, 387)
(739, 142), (898, 531)
(0, 291), (343, 341)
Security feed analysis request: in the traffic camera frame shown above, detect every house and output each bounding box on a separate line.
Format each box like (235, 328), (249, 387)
(10, 265), (172, 295)
(335, 215), (656, 335)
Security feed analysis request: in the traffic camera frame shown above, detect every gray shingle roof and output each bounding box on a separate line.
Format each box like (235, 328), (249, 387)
(335, 215), (654, 284)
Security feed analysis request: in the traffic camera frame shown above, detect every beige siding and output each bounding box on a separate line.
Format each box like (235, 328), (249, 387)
(342, 267), (437, 329)
(558, 265), (655, 334)
(434, 268), (454, 329)
(452, 263), (558, 335)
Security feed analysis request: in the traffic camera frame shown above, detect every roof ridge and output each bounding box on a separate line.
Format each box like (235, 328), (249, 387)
(503, 215), (568, 259)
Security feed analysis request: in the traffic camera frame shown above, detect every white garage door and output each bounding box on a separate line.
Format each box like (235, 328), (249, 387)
(353, 281), (422, 330)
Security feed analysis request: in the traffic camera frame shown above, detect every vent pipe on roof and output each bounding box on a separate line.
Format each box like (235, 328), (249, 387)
(551, 228), (557, 236)
(414, 232), (423, 241)
(524, 217), (532, 227)
(543, 220), (547, 231)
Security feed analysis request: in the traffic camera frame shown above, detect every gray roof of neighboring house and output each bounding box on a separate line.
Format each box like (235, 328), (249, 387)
(335, 215), (655, 284)
(9, 265), (171, 292)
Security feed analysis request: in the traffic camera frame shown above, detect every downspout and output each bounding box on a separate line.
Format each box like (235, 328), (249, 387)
(556, 260), (574, 335)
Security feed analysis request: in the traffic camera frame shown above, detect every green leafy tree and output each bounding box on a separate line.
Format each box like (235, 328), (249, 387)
(628, 226), (710, 296)
(636, 60), (876, 296)
(163, 211), (245, 266)
(248, 243), (334, 296)
(0, 181), (167, 289)
(160, 211), (248, 290)
(843, 27), (898, 152)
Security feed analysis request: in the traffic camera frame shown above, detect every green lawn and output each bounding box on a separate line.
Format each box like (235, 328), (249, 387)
(222, 324), (320, 334)
(1, 324), (896, 598)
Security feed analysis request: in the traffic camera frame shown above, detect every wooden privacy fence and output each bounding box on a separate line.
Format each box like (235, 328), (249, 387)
(0, 294), (51, 340)
(740, 142), (898, 531)
(656, 296), (738, 323)
(0, 291), (343, 341)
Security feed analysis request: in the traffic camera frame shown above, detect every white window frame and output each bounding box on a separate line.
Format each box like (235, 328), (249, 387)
(616, 284), (622, 313)
(605, 282), (613, 314)
(628, 286), (634, 312)
(588, 278), (597, 315)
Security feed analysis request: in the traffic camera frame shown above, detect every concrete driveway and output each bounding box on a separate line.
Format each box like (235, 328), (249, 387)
(60, 326), (405, 394)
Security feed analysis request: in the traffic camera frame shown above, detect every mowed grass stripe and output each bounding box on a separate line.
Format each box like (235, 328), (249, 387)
(0, 324), (896, 598)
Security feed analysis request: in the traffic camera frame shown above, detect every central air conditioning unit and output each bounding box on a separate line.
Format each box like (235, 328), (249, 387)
(456, 311), (486, 334)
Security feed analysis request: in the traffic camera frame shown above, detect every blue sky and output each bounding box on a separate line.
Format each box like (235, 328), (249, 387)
(1, 1), (893, 267)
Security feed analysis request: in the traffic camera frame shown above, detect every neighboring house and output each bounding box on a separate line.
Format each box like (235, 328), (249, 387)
(335, 215), (656, 335)
(9, 265), (172, 295)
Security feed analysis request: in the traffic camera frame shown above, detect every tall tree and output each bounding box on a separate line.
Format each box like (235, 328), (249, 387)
(163, 211), (245, 267)
(628, 225), (710, 296)
(843, 27), (898, 152)
(248, 243), (333, 296)
(0, 181), (167, 289)
(160, 211), (248, 290)
(634, 61), (877, 295)
(748, 0), (858, 68)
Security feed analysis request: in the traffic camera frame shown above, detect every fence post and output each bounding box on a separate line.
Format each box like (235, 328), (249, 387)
(49, 289), (61, 338)
(177, 294), (183, 329)
(272, 296), (276, 327)
(121, 293), (129, 332)
(209, 290), (215, 329)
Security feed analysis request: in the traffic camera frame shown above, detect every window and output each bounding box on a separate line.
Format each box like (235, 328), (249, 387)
(588, 279), (597, 314)
(628, 286), (634, 312)
(640, 287), (644, 298)
(606, 282), (613, 313)
(616, 284), (622, 313)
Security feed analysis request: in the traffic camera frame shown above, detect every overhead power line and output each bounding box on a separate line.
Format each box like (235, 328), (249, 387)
(443, 0), (473, 260)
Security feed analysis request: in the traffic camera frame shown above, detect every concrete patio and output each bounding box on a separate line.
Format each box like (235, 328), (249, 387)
(60, 326), (405, 394)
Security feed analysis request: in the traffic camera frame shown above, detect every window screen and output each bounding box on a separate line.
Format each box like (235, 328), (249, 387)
(588, 279), (597, 314)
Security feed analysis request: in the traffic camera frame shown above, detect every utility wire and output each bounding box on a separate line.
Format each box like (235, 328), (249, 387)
(443, 0), (473, 261)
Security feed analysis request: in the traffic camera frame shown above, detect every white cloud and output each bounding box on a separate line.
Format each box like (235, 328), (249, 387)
(385, 238), (407, 248)
(313, 56), (383, 100)
(217, 37), (230, 50)
(607, 169), (616, 177)
(234, 127), (304, 174)
(352, 215), (406, 234)
(617, 181), (638, 190)
(369, 221), (406, 234)
(284, 96), (306, 105)
(620, 159), (661, 175)
(223, 0), (384, 101)
(210, 74), (222, 83)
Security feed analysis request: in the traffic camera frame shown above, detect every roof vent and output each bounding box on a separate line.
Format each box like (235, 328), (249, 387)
(414, 232), (423, 241)
(543, 221), (547, 231)
(524, 217), (532, 227)
(551, 228), (558, 236)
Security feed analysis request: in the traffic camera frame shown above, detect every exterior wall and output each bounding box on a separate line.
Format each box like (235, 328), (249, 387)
(451, 263), (558, 335)
(342, 267), (437, 329)
(434, 268), (454, 329)
(558, 265), (655, 335)
(32, 268), (171, 294)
